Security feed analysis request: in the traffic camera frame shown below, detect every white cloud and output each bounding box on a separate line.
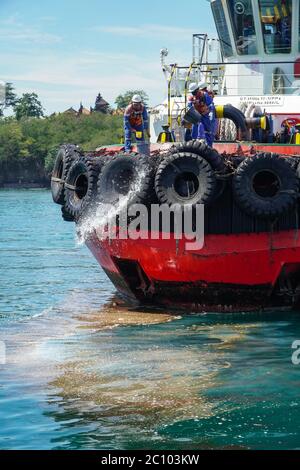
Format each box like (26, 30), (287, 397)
(0, 49), (167, 113)
(0, 16), (61, 44)
(0, 28), (61, 43)
(0, 18), (203, 113)
(91, 24), (197, 41)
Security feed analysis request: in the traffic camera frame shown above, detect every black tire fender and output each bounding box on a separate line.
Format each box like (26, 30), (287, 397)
(169, 140), (225, 171)
(64, 156), (103, 220)
(61, 205), (75, 222)
(51, 144), (81, 205)
(233, 153), (299, 219)
(97, 153), (154, 206)
(155, 151), (217, 206)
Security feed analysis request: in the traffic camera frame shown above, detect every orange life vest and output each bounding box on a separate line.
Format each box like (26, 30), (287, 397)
(125, 103), (145, 128)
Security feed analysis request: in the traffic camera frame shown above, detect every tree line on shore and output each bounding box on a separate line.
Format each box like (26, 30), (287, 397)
(0, 84), (149, 186)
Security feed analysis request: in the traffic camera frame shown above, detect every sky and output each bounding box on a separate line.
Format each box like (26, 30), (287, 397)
(0, 0), (216, 114)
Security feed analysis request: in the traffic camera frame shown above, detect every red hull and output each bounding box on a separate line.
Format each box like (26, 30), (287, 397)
(214, 142), (300, 156)
(104, 142), (300, 156)
(86, 229), (300, 312)
(84, 142), (300, 312)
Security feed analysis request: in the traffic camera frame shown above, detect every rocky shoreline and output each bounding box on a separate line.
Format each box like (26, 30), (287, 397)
(0, 159), (51, 189)
(0, 181), (50, 189)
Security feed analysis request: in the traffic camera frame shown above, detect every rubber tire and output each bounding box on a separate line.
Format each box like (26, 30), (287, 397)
(64, 156), (103, 220)
(61, 205), (75, 222)
(51, 144), (81, 205)
(97, 153), (154, 206)
(233, 153), (299, 219)
(169, 140), (225, 171)
(155, 151), (217, 207)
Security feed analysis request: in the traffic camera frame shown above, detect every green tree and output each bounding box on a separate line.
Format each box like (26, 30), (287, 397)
(115, 90), (149, 110)
(5, 83), (18, 108)
(0, 82), (18, 117)
(0, 119), (29, 162)
(0, 111), (123, 184)
(14, 92), (44, 120)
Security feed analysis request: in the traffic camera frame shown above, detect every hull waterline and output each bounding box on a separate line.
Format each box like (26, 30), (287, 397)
(86, 229), (300, 312)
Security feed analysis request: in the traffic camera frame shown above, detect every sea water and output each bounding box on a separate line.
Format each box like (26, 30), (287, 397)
(0, 189), (300, 450)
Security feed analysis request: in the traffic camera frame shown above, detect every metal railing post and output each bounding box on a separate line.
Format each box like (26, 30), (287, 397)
(184, 63), (195, 109)
(168, 64), (177, 130)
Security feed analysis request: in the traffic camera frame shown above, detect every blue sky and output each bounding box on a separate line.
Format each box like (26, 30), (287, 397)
(0, 0), (216, 114)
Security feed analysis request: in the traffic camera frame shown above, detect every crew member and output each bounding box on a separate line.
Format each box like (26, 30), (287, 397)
(199, 81), (215, 99)
(124, 95), (150, 154)
(187, 82), (216, 147)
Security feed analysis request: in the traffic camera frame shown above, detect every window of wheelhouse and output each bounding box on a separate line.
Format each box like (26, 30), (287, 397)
(211, 0), (233, 58)
(227, 0), (258, 55)
(259, 0), (292, 54)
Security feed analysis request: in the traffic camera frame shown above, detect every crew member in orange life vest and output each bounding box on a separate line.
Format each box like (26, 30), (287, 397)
(124, 95), (150, 153)
(187, 82), (215, 147)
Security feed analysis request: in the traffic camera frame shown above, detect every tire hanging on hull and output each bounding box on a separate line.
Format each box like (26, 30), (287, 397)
(233, 153), (299, 219)
(61, 205), (75, 222)
(169, 140), (225, 171)
(51, 144), (81, 205)
(64, 157), (103, 220)
(155, 151), (217, 207)
(169, 141), (226, 203)
(96, 153), (154, 206)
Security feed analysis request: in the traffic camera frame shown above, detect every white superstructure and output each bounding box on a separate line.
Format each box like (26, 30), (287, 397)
(150, 0), (300, 142)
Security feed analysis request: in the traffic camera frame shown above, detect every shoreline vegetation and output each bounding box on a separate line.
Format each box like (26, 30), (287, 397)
(0, 113), (123, 188)
(0, 86), (148, 188)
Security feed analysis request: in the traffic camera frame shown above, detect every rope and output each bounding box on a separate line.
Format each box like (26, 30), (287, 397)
(51, 177), (64, 183)
(64, 183), (76, 190)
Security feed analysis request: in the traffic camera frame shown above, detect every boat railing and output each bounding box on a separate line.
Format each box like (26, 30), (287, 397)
(166, 61), (300, 99)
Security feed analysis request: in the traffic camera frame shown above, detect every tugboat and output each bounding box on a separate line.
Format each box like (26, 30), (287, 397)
(52, 0), (300, 312)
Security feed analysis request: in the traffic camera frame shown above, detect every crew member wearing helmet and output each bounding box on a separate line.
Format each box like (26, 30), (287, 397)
(124, 94), (150, 154)
(198, 81), (215, 99)
(187, 82), (216, 146)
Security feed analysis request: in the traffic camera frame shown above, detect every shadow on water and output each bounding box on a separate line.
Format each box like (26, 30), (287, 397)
(40, 299), (240, 449)
(3, 292), (300, 449)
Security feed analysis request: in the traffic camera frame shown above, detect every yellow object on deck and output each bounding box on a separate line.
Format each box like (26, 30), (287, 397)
(260, 116), (267, 131)
(295, 133), (300, 145)
(215, 105), (224, 119)
(160, 132), (167, 143)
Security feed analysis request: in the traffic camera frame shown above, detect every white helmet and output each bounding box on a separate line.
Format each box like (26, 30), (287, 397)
(198, 81), (209, 90)
(188, 82), (199, 94)
(132, 94), (142, 103)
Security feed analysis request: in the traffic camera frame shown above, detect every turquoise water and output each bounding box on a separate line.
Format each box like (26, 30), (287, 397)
(1, 189), (300, 450)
